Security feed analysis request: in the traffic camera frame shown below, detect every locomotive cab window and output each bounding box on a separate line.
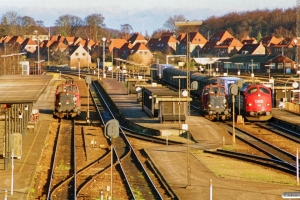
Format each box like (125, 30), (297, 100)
(204, 88), (209, 95)
(259, 87), (270, 94)
(247, 88), (257, 94)
(212, 87), (218, 94)
(219, 87), (225, 94)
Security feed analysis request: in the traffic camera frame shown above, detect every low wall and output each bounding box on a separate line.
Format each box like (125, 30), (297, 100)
(284, 102), (300, 115)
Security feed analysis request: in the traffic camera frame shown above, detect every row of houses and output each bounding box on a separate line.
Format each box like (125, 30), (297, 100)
(0, 27), (299, 75)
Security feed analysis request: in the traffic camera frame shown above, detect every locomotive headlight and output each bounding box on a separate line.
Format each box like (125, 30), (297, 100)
(267, 103), (270, 106)
(223, 99), (227, 103)
(208, 104), (211, 107)
(248, 103), (252, 106)
(257, 94), (261, 97)
(58, 102), (62, 105)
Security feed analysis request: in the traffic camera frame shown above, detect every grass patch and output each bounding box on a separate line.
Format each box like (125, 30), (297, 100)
(192, 150), (296, 185)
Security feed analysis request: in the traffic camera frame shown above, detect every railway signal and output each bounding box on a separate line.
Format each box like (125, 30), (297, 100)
(85, 76), (92, 125)
(230, 84), (238, 146)
(104, 119), (119, 199)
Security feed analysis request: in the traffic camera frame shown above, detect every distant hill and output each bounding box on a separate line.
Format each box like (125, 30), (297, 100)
(200, 8), (296, 41)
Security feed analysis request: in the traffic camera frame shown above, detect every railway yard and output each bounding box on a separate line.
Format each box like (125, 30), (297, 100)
(1, 71), (300, 200)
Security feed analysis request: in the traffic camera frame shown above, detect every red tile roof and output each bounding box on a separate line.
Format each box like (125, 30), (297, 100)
(131, 42), (149, 52)
(259, 36), (282, 47)
(128, 33), (147, 44)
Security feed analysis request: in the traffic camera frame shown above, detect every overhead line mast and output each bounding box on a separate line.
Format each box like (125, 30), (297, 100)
(296, 0), (300, 68)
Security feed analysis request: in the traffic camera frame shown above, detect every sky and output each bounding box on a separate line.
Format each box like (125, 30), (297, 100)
(0, 0), (297, 35)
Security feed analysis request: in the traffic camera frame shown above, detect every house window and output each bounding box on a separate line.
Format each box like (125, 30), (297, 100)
(140, 51), (142, 54)
(144, 51), (147, 54)
(285, 62), (291, 68)
(75, 53), (79, 56)
(253, 63), (258, 69)
(82, 53), (86, 56)
(234, 63), (244, 69)
(269, 63), (276, 69)
(278, 63), (283, 69)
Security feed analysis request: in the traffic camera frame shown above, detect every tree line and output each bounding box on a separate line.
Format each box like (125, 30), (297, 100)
(151, 8), (297, 41)
(0, 11), (129, 41)
(0, 7), (297, 42)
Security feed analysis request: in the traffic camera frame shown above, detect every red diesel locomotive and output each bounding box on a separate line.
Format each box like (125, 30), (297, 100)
(54, 81), (81, 118)
(235, 83), (272, 121)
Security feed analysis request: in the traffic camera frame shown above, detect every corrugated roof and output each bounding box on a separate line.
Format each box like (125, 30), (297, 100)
(228, 54), (281, 63)
(0, 75), (52, 103)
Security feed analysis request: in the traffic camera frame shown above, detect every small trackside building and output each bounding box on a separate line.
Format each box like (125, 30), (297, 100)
(142, 86), (192, 123)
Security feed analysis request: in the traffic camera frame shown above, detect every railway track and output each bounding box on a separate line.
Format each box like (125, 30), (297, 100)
(257, 121), (300, 143)
(47, 119), (75, 199)
(45, 71), (300, 198)
(39, 71), (177, 199)
(211, 122), (298, 174)
(75, 80), (165, 199)
(204, 149), (296, 174)
(189, 92), (300, 175)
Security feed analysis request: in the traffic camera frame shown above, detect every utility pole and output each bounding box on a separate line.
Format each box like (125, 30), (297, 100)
(296, 0), (300, 69)
(175, 20), (202, 189)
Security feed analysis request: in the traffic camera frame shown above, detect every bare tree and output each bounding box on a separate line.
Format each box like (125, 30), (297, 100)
(151, 28), (168, 38)
(17, 16), (37, 35)
(84, 13), (105, 41)
(54, 14), (83, 36)
(163, 14), (186, 34)
(0, 12), (42, 36)
(35, 20), (44, 27)
(120, 24), (133, 40)
(0, 11), (19, 35)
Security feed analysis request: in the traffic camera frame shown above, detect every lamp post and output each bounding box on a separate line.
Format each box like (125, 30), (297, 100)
(97, 58), (100, 80)
(284, 77), (295, 101)
(87, 38), (90, 73)
(209, 58), (213, 76)
(224, 61), (231, 76)
(173, 75), (187, 134)
(269, 77), (275, 107)
(298, 70), (300, 104)
(3, 40), (6, 74)
(294, 39), (298, 72)
(34, 30), (40, 74)
(283, 61), (286, 77)
(175, 20), (202, 189)
(215, 60), (220, 74)
(102, 37), (106, 78)
(235, 63), (243, 76)
(77, 58), (80, 79)
(265, 64), (272, 81)
(250, 59), (255, 82)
